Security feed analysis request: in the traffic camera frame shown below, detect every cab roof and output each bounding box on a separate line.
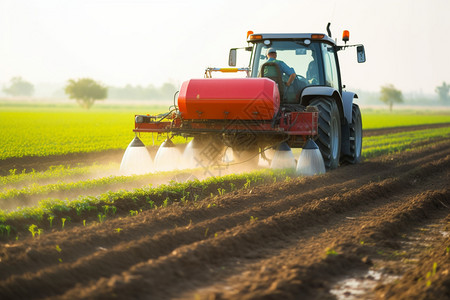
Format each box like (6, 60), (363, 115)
(248, 33), (335, 45)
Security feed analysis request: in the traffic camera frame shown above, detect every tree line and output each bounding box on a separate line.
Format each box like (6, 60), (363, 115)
(1, 77), (178, 109)
(2, 76), (450, 110)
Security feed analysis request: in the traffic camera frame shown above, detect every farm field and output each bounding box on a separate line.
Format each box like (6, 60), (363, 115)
(0, 103), (449, 299)
(2, 102), (450, 161)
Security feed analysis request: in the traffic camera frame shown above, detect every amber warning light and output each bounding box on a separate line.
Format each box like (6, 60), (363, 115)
(342, 30), (350, 43)
(249, 34), (262, 41)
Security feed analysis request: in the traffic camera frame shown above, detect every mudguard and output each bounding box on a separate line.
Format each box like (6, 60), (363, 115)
(300, 87), (358, 125)
(342, 91), (358, 124)
(300, 86), (343, 117)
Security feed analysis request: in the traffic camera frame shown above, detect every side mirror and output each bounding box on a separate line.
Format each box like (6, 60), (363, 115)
(229, 48), (237, 67)
(357, 45), (366, 63)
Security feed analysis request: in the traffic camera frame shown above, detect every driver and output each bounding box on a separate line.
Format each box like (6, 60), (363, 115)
(306, 61), (319, 85)
(264, 48), (297, 87)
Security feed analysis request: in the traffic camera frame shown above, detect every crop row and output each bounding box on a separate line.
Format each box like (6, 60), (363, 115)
(362, 127), (450, 158)
(1, 126), (449, 212)
(0, 164), (117, 189)
(0, 167), (217, 211)
(0, 169), (294, 240)
(0, 174), (142, 211)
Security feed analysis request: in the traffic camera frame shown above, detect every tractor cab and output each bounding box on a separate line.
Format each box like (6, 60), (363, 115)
(247, 34), (341, 104)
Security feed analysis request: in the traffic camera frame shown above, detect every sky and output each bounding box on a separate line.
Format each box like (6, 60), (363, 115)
(1, 0), (449, 95)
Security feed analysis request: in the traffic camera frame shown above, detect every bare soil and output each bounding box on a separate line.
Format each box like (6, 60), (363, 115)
(0, 126), (449, 299)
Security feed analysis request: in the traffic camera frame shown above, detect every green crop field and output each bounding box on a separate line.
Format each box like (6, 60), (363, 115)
(1, 103), (450, 160)
(1, 102), (450, 160)
(362, 109), (450, 129)
(0, 102), (183, 160)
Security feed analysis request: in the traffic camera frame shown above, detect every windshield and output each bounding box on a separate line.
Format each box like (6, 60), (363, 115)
(251, 40), (322, 84)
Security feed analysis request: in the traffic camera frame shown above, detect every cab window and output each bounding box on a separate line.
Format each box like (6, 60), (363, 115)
(251, 41), (321, 84)
(322, 44), (339, 89)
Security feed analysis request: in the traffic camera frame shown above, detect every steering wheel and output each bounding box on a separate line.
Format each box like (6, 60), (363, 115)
(296, 74), (306, 81)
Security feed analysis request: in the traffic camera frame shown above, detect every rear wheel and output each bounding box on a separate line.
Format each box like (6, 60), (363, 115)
(344, 104), (362, 164)
(310, 97), (341, 169)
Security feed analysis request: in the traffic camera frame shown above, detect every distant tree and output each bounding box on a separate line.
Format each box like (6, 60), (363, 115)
(65, 78), (107, 109)
(2, 76), (34, 97)
(435, 82), (449, 102)
(380, 84), (403, 111)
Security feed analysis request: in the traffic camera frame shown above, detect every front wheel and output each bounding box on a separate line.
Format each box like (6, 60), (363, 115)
(310, 97), (341, 169)
(344, 104), (362, 164)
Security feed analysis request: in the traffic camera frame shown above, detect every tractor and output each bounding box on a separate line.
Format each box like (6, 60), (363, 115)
(120, 24), (365, 175)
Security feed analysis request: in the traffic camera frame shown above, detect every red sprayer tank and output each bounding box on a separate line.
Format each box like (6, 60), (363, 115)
(178, 78), (280, 120)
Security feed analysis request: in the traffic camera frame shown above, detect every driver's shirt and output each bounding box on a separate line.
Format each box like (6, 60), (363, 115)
(267, 58), (295, 76)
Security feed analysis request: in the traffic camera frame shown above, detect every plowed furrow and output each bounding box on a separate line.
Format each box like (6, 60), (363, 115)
(1, 143), (448, 300)
(46, 150), (450, 299)
(2, 140), (449, 284)
(0, 139), (448, 299)
(212, 189), (450, 300)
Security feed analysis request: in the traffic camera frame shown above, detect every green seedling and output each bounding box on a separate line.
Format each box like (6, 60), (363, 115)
(83, 220), (86, 227)
(75, 207), (83, 216)
(103, 205), (110, 215)
(38, 228), (43, 237)
(148, 200), (155, 208)
(56, 245), (62, 253)
(250, 216), (258, 222)
(217, 188), (226, 196)
(130, 210), (138, 216)
(98, 213), (106, 223)
(325, 248), (338, 256)
(48, 216), (54, 228)
(115, 228), (122, 233)
(204, 227), (209, 237)
(194, 194), (199, 202)
(244, 178), (251, 189)
(29, 224), (38, 238)
(163, 197), (169, 207)
(0, 225), (12, 237)
(61, 218), (66, 229)
(230, 182), (235, 191)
